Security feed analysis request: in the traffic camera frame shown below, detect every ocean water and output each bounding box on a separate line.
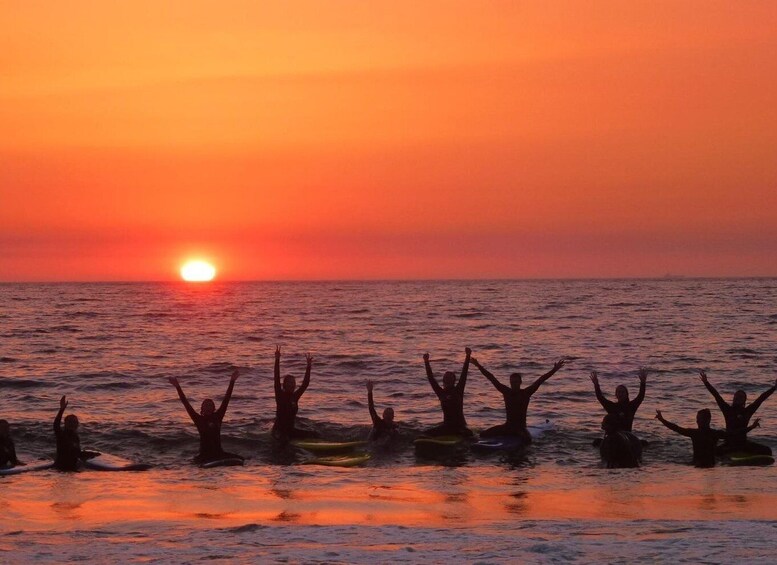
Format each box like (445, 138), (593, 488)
(1, 279), (776, 562)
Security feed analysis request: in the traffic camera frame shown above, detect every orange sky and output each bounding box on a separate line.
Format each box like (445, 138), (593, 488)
(2, 1), (776, 281)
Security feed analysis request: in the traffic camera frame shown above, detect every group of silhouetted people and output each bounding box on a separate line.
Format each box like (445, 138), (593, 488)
(2, 347), (775, 471)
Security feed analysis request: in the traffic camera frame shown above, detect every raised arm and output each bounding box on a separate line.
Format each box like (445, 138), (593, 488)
(424, 353), (442, 394)
(457, 348), (472, 393)
(655, 410), (692, 437)
(745, 380), (777, 417)
(366, 380), (380, 425)
(632, 368), (647, 409)
(590, 371), (613, 409)
(699, 371), (728, 412)
(169, 377), (198, 423)
(526, 359), (566, 396)
(471, 357), (509, 394)
(746, 418), (761, 433)
(217, 370), (239, 419)
(295, 353), (312, 400)
(54, 395), (67, 433)
(274, 346), (282, 397)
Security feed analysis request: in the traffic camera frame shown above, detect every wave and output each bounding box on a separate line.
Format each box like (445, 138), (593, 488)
(0, 376), (47, 389)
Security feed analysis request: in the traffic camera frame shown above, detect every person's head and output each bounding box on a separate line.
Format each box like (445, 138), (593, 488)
(733, 390), (747, 408)
(615, 385), (629, 403)
(442, 371), (457, 389)
(509, 373), (523, 389)
(200, 399), (215, 416)
(283, 374), (296, 393)
(64, 414), (79, 432)
(0, 419), (9, 437)
(601, 413), (619, 434)
(696, 408), (712, 428)
(383, 407), (395, 424)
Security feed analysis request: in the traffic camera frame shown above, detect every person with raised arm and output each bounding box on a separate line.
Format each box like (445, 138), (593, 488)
(656, 408), (760, 467)
(169, 369), (244, 464)
(698, 370), (775, 456)
(471, 357), (566, 444)
(272, 346), (319, 442)
(366, 380), (397, 442)
(0, 419), (24, 468)
(590, 368), (647, 433)
(53, 395), (99, 471)
(422, 348), (472, 437)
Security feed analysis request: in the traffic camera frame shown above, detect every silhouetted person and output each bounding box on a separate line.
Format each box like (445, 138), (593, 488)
(273, 347), (319, 442)
(169, 370), (243, 464)
(699, 370), (775, 456)
(423, 348), (472, 437)
(590, 369), (647, 433)
(53, 396), (98, 471)
(599, 413), (642, 469)
(0, 419), (23, 468)
(366, 380), (397, 442)
(472, 357), (566, 444)
(656, 408), (760, 468)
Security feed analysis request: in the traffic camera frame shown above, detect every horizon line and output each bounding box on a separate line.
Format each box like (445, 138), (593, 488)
(1, 275), (777, 284)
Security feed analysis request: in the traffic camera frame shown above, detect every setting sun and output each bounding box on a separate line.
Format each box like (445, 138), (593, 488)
(180, 260), (216, 282)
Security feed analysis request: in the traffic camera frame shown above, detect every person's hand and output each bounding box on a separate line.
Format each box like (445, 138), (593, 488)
(554, 359), (567, 371)
(753, 418), (761, 428)
(465, 347), (472, 357)
(423, 353), (430, 362)
(230, 369), (239, 383)
(366, 380), (374, 392)
(168, 376), (179, 387)
(589, 371), (598, 384)
(698, 370), (708, 384)
(275, 345), (281, 359)
(305, 353), (313, 367)
(60, 395), (68, 410)
(655, 410), (663, 420)
(638, 368), (648, 383)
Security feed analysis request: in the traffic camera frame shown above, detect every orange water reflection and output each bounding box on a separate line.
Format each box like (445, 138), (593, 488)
(3, 464), (777, 533)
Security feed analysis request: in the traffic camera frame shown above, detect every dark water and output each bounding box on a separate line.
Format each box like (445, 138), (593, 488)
(1, 280), (776, 561)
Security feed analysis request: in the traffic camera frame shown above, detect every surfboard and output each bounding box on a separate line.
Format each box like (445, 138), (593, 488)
(413, 435), (466, 448)
(725, 451), (775, 467)
(528, 419), (555, 438)
(472, 436), (525, 452)
(82, 453), (152, 472)
(200, 457), (244, 469)
(471, 419), (555, 452)
(0, 461), (54, 476)
(290, 439), (367, 454)
(304, 452), (371, 467)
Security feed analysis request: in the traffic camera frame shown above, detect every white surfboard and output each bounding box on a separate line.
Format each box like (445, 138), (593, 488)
(82, 453), (152, 472)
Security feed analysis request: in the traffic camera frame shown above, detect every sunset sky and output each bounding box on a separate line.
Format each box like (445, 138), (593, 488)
(2, 1), (776, 281)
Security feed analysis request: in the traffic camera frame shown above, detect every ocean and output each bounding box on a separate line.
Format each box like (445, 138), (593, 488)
(1, 280), (776, 562)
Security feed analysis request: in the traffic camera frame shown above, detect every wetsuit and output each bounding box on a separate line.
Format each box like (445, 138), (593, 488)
(424, 355), (472, 437)
(173, 379), (243, 463)
(600, 430), (642, 468)
(368, 388), (397, 441)
(658, 418), (727, 468)
(478, 365), (560, 444)
(703, 380), (775, 456)
(53, 407), (85, 471)
(593, 379), (646, 432)
(273, 356), (318, 441)
(0, 435), (20, 467)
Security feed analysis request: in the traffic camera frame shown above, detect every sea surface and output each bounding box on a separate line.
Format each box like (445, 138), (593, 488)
(1, 280), (776, 562)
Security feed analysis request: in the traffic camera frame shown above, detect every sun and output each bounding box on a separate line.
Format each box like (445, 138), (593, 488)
(180, 260), (216, 282)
